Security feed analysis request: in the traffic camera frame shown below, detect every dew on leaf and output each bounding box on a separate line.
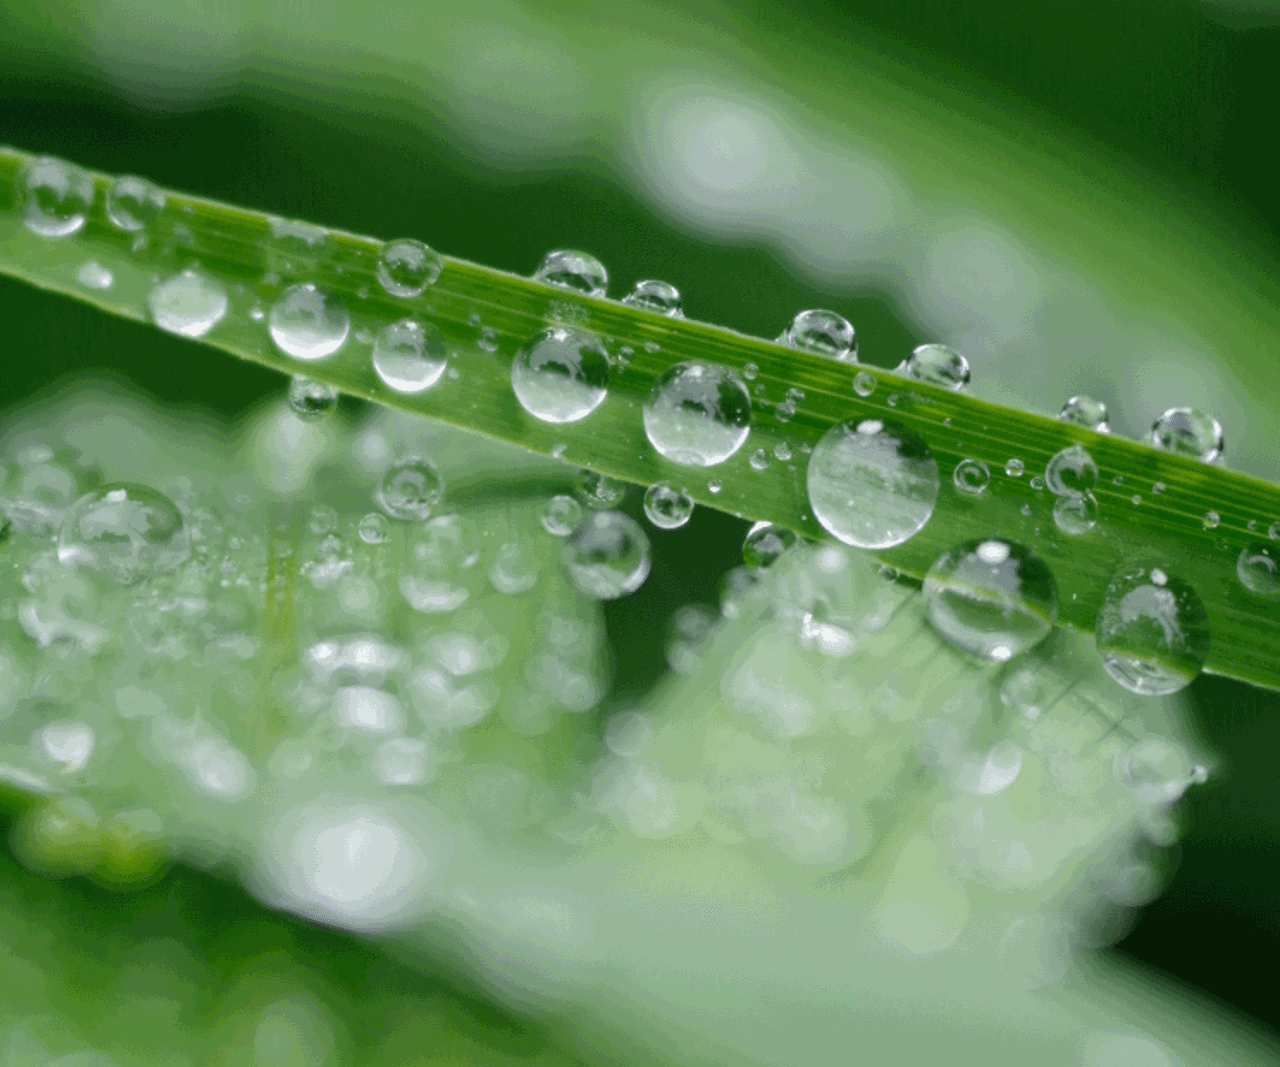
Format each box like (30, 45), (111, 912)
(1053, 492), (1099, 535)
(574, 469), (625, 510)
(898, 344), (969, 390)
(742, 521), (796, 569)
(1150, 407), (1223, 463)
(511, 326), (610, 424)
(622, 279), (682, 316)
(376, 457), (444, 521)
(533, 249), (607, 297)
(269, 283), (350, 361)
(781, 309), (857, 362)
(376, 238), (444, 297)
(853, 371), (877, 398)
(953, 458), (989, 495)
(357, 512), (390, 544)
(643, 482), (694, 529)
(1058, 394), (1109, 433)
(643, 361), (752, 467)
(1045, 443), (1098, 498)
(75, 260), (113, 290)
(18, 156), (93, 237)
(149, 268), (228, 338)
(1005, 458), (1024, 478)
(541, 493), (583, 536)
(1237, 542), (1280, 596)
(372, 319), (448, 393)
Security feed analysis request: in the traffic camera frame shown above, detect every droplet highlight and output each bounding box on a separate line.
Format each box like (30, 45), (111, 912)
(1058, 395), (1110, 433)
(1237, 543), (1280, 596)
(643, 361), (751, 467)
(511, 326), (610, 424)
(898, 344), (970, 391)
(18, 156), (93, 237)
(622, 279), (682, 317)
(541, 494), (583, 536)
(57, 483), (191, 585)
(287, 376), (338, 422)
(782, 309), (857, 362)
(953, 458), (989, 495)
(574, 469), (626, 510)
(1150, 407), (1224, 463)
(106, 175), (165, 232)
(533, 249), (607, 297)
(376, 238), (443, 298)
(372, 319), (447, 393)
(376, 457), (444, 522)
(742, 521), (796, 568)
(269, 283), (349, 361)
(149, 268), (228, 338)
(643, 482), (694, 529)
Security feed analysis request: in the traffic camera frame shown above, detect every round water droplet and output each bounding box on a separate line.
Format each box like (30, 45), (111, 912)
(774, 442), (792, 462)
(490, 541), (540, 594)
(105, 175), (165, 231)
(372, 319), (447, 393)
(288, 376), (338, 422)
(1058, 395), (1109, 433)
(75, 260), (113, 290)
(1095, 563), (1211, 695)
(1005, 458), (1025, 478)
(748, 448), (769, 471)
(806, 417), (939, 549)
(541, 494), (583, 536)
(533, 249), (607, 297)
(1150, 407), (1223, 463)
(1237, 542), (1280, 595)
(1053, 492), (1099, 535)
(563, 511), (651, 599)
(1029, 475), (1045, 491)
(149, 268), (228, 338)
(1045, 443), (1098, 498)
(643, 361), (751, 467)
(357, 512), (390, 544)
(743, 521), (796, 568)
(574, 469), (625, 510)
(478, 326), (499, 352)
(742, 363), (758, 381)
(899, 344), (970, 390)
(58, 483), (190, 585)
(376, 457), (444, 521)
(376, 238), (443, 297)
(269, 283), (349, 360)
(511, 326), (609, 423)
(952, 458), (989, 495)
(18, 156), (93, 237)
(707, 478), (722, 494)
(1202, 511), (1220, 530)
(643, 482), (694, 529)
(923, 539), (1058, 662)
(622, 279), (682, 316)
(783, 309), (857, 361)
(1152, 482), (1166, 495)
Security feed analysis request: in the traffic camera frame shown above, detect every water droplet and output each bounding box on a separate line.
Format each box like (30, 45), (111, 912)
(1121, 737), (1196, 804)
(1053, 492), (1099, 535)
(953, 458), (990, 495)
(1271, 522), (1280, 541)
(743, 363), (758, 381)
(1044, 443), (1098, 498)
(358, 512), (390, 544)
(511, 326), (610, 424)
(17, 156), (93, 237)
(468, 312), (482, 329)
(807, 417), (939, 549)
(563, 511), (651, 599)
(923, 539), (1058, 662)
(1005, 458), (1024, 478)
(541, 494), (583, 535)
(376, 238), (443, 297)
(622, 279), (682, 316)
(1095, 563), (1211, 695)
(533, 249), (607, 297)
(268, 283), (349, 361)
(886, 394), (899, 408)
(1058, 395), (1109, 432)
(149, 268), (228, 338)
(267, 218), (329, 277)
(782, 309), (857, 361)
(1202, 511), (1220, 530)
(643, 361), (751, 467)
(288, 376), (338, 422)
(898, 344), (970, 390)
(774, 442), (792, 462)
(1029, 475), (1045, 491)
(748, 448), (769, 471)
(75, 260), (113, 290)
(852, 371), (877, 398)
(574, 469), (626, 510)
(372, 319), (447, 393)
(775, 400), (795, 423)
(376, 457), (444, 521)
(707, 478), (722, 494)
(103, 174), (165, 231)
(57, 483), (190, 584)
(1020, 503), (1032, 516)
(643, 482), (694, 529)
(1152, 482), (1166, 495)
(490, 541), (540, 594)
(1131, 494), (1142, 506)
(309, 503), (339, 534)
(1151, 407), (1223, 463)
(1237, 543), (1280, 595)
(478, 326), (499, 352)
(742, 521), (796, 568)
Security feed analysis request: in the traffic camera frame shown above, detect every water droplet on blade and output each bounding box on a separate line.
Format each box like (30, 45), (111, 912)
(1237, 543), (1280, 595)
(541, 494), (583, 535)
(269, 283), (349, 360)
(1053, 492), (1099, 535)
(898, 344), (970, 390)
(622, 279), (682, 316)
(57, 483), (190, 584)
(643, 482), (694, 529)
(288, 376), (338, 422)
(358, 512), (390, 544)
(105, 174), (165, 231)
(574, 469), (626, 510)
(376, 238), (443, 297)
(149, 268), (228, 338)
(953, 458), (989, 495)
(18, 156), (93, 237)
(563, 511), (651, 599)
(372, 319), (448, 393)
(742, 521), (796, 568)
(1202, 511), (1220, 530)
(376, 457), (444, 521)
(511, 326), (610, 423)
(1005, 458), (1025, 478)
(782, 309), (857, 361)
(1044, 443), (1098, 498)
(75, 260), (113, 290)
(533, 249), (607, 297)
(643, 361), (751, 466)
(852, 371), (877, 398)
(1058, 395), (1109, 432)
(1150, 407), (1223, 463)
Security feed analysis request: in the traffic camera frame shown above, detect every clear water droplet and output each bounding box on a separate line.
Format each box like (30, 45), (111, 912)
(1005, 458), (1025, 478)
(622, 279), (682, 316)
(376, 238), (443, 297)
(953, 458), (990, 495)
(898, 344), (970, 390)
(773, 442), (792, 462)
(1058, 395), (1110, 432)
(643, 482), (694, 529)
(309, 503), (338, 534)
(1202, 511), (1220, 530)
(1045, 443), (1098, 498)
(574, 469), (626, 510)
(749, 448), (769, 471)
(742, 521), (796, 568)
(533, 249), (607, 297)
(1151, 407), (1224, 463)
(1095, 563), (1211, 695)
(376, 457), (444, 521)
(269, 283), (349, 360)
(563, 511), (651, 599)
(775, 400), (795, 423)
(1053, 492), (1099, 535)
(511, 326), (610, 423)
(1131, 494), (1142, 506)
(57, 483), (190, 584)
(742, 363), (758, 381)
(18, 156), (93, 237)
(782, 309), (857, 361)
(105, 175), (165, 231)
(643, 361), (751, 467)
(886, 394), (899, 408)
(707, 478), (722, 494)
(1019, 503), (1032, 516)
(923, 539), (1058, 662)
(852, 371), (877, 398)
(149, 268), (228, 338)
(1030, 475), (1045, 491)
(1271, 522), (1280, 541)
(75, 260), (113, 290)
(358, 512), (390, 544)
(372, 319), (447, 393)
(288, 376), (338, 422)
(541, 494), (583, 536)
(1152, 482), (1166, 495)
(490, 541), (540, 594)
(1237, 543), (1280, 595)
(807, 417), (939, 549)
(478, 326), (499, 352)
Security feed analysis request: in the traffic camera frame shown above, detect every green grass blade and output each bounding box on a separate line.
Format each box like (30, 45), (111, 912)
(2, 144), (1278, 691)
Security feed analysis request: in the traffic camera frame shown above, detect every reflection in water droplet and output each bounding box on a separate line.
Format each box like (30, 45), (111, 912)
(1237, 542), (1280, 595)
(288, 376), (338, 422)
(376, 457), (444, 521)
(774, 442), (792, 462)
(18, 156), (93, 237)
(742, 521), (796, 568)
(1121, 737), (1196, 804)
(563, 511), (651, 599)
(372, 319), (448, 393)
(643, 482), (694, 529)
(533, 249), (608, 297)
(574, 469), (625, 510)
(853, 371), (877, 398)
(511, 326), (610, 423)
(358, 512), (390, 544)
(541, 494), (583, 536)
(707, 478), (722, 494)
(269, 283), (349, 360)
(1150, 407), (1223, 463)
(490, 541), (540, 594)
(376, 238), (444, 297)
(1005, 458), (1024, 478)
(106, 174), (165, 231)
(898, 344), (970, 390)
(1202, 511), (1219, 530)
(1053, 492), (1099, 535)
(643, 361), (751, 467)
(806, 417), (938, 549)
(622, 279), (682, 316)
(782, 309), (857, 361)
(953, 458), (989, 495)
(1044, 443), (1098, 498)
(1058, 394), (1109, 432)
(149, 268), (228, 338)
(58, 483), (191, 584)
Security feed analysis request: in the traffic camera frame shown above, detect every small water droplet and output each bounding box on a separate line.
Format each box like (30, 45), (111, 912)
(622, 279), (682, 316)
(852, 371), (877, 398)
(478, 326), (499, 352)
(643, 482), (694, 529)
(775, 400), (795, 423)
(1270, 521), (1280, 541)
(376, 457), (444, 521)
(643, 361), (751, 467)
(1121, 737), (1197, 804)
(468, 312), (482, 329)
(533, 249), (607, 297)
(953, 458), (990, 495)
(490, 541), (540, 594)
(1053, 492), (1099, 535)
(774, 442), (792, 462)
(249, 303), (265, 321)
(707, 478), (723, 494)
(781, 309), (857, 361)
(75, 260), (113, 290)
(149, 268), (228, 338)
(1152, 482), (1166, 495)
(58, 483), (190, 584)
(743, 363), (758, 381)
(1202, 511), (1220, 530)
(1151, 407), (1224, 463)
(376, 238), (443, 297)
(574, 469), (626, 510)
(269, 283), (349, 360)
(886, 394), (899, 408)
(748, 448), (769, 471)
(1030, 475), (1045, 491)
(18, 156), (93, 237)
(288, 376), (338, 422)
(372, 319), (447, 393)
(541, 494), (583, 536)
(103, 174), (165, 231)
(742, 521), (796, 568)
(551, 443), (568, 459)
(309, 504), (338, 534)
(563, 511), (651, 599)
(1020, 503), (1032, 516)
(1005, 458), (1024, 478)
(357, 512), (390, 544)
(1058, 395), (1109, 432)
(898, 343), (970, 390)
(1237, 543), (1280, 595)
(512, 326), (610, 423)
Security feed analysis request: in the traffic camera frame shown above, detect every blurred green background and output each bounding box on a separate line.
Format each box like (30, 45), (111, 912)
(2, 0), (1279, 1047)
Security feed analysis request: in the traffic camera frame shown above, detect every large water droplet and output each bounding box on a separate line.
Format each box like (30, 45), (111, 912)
(563, 511), (651, 599)
(898, 344), (969, 390)
(1095, 563), (1211, 695)
(923, 539), (1058, 662)
(1044, 443), (1098, 498)
(57, 483), (190, 584)
(1237, 543), (1280, 595)
(742, 521), (796, 568)
(782, 309), (857, 361)
(269, 283), (349, 360)
(622, 279), (682, 316)
(1150, 407), (1223, 463)
(1053, 492), (1099, 535)
(574, 469), (626, 510)
(1058, 395), (1110, 433)
(149, 268), (228, 338)
(643, 361), (751, 467)
(105, 174), (165, 231)
(533, 249), (607, 297)
(806, 417), (939, 549)
(643, 482), (694, 529)
(288, 376), (338, 422)
(18, 156), (93, 237)
(376, 457), (444, 521)
(376, 238), (444, 297)
(511, 326), (609, 423)
(372, 319), (447, 393)
(541, 494), (583, 536)
(953, 458), (990, 495)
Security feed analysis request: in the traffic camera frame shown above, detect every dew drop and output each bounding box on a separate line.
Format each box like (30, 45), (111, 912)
(806, 417), (939, 549)
(372, 319), (447, 393)
(478, 326), (499, 352)
(1150, 407), (1224, 463)
(1058, 395), (1110, 433)
(782, 309), (857, 361)
(376, 457), (444, 521)
(269, 283), (349, 361)
(743, 521), (796, 568)
(1020, 503), (1032, 516)
(287, 376), (338, 422)
(149, 268), (228, 338)
(266, 218), (330, 277)
(1030, 475), (1045, 491)
(490, 541), (540, 594)
(953, 458), (990, 495)
(574, 469), (626, 510)
(1237, 543), (1280, 596)
(511, 326), (610, 423)
(707, 478), (722, 494)
(743, 363), (758, 381)
(1005, 458), (1025, 478)
(1053, 492), (1099, 535)
(1095, 563), (1211, 695)
(898, 344), (970, 391)
(75, 260), (113, 290)
(541, 494), (583, 536)
(775, 400), (795, 423)
(105, 175), (165, 231)
(1121, 738), (1197, 804)
(774, 442), (792, 462)
(1202, 511), (1220, 530)
(1045, 443), (1098, 498)
(748, 448), (769, 471)
(1131, 494), (1142, 506)
(357, 512), (390, 544)
(376, 238), (443, 297)
(533, 249), (607, 297)
(853, 371), (877, 398)
(622, 279), (682, 316)
(643, 361), (751, 467)
(563, 511), (651, 599)
(57, 483), (190, 584)
(1270, 522), (1280, 541)
(643, 482), (694, 529)
(1152, 482), (1166, 495)
(17, 156), (93, 237)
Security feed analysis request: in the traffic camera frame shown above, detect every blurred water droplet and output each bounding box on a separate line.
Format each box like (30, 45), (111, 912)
(622, 279), (682, 316)
(952, 458), (989, 495)
(541, 493), (583, 536)
(748, 448), (769, 471)
(1053, 492), (1099, 535)
(533, 249), (607, 297)
(57, 483), (190, 584)
(574, 469), (625, 510)
(1058, 394), (1109, 432)
(376, 238), (443, 297)
(774, 442), (792, 462)
(478, 326), (499, 352)
(742, 363), (758, 381)
(287, 376), (338, 422)
(1150, 407), (1223, 463)
(852, 371), (877, 398)
(357, 512), (390, 544)
(643, 481), (694, 529)
(149, 268), (228, 338)
(511, 326), (610, 423)
(490, 541), (540, 594)
(18, 156), (93, 237)
(563, 511), (651, 599)
(1152, 481), (1166, 495)
(1237, 542), (1280, 595)
(372, 319), (447, 393)
(707, 478), (722, 494)
(1045, 443), (1098, 498)
(643, 361), (751, 466)
(1121, 737), (1196, 804)
(376, 457), (443, 521)
(782, 309), (857, 361)
(269, 283), (349, 360)
(742, 521), (796, 568)
(1029, 475), (1045, 491)
(775, 400), (795, 423)
(75, 260), (113, 290)
(898, 344), (970, 390)
(1004, 458), (1025, 478)
(1202, 511), (1220, 530)
(105, 174), (165, 231)
(267, 217), (330, 278)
